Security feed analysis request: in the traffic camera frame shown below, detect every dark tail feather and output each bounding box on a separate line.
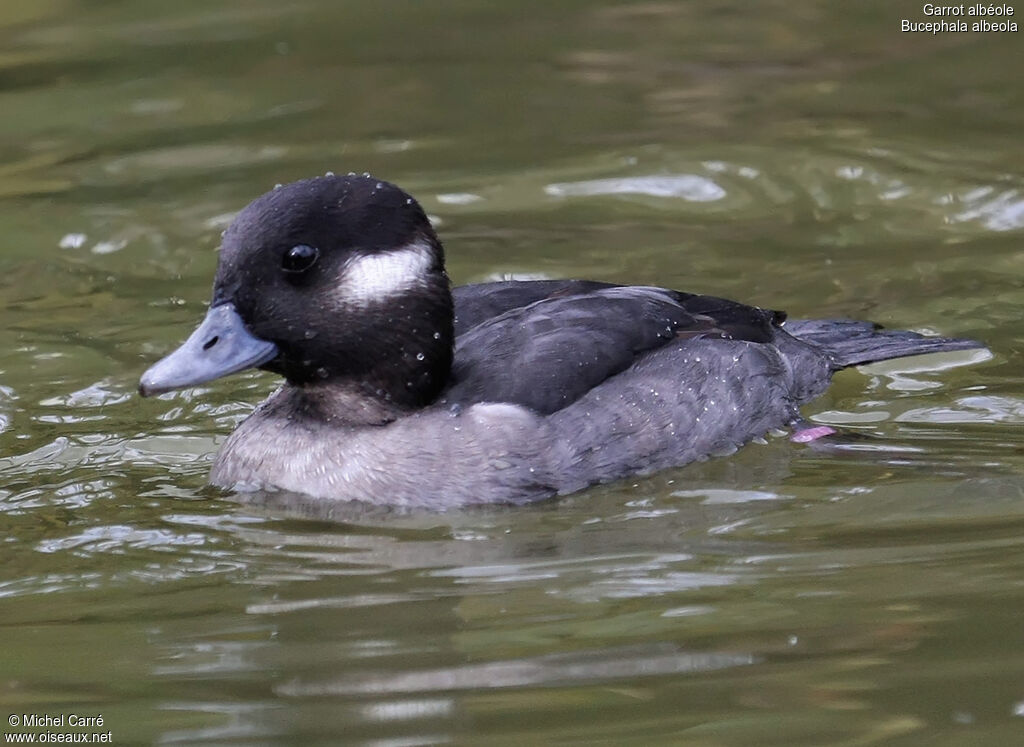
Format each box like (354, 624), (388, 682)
(785, 319), (984, 369)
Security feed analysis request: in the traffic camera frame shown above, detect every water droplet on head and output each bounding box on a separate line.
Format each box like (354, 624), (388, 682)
(325, 170), (335, 177)
(406, 197), (414, 205)
(362, 172), (371, 177)
(347, 171), (355, 176)
(315, 367), (329, 379)
(416, 352), (425, 361)
(375, 182), (383, 190)
(273, 183), (282, 189)
(303, 329), (317, 339)
(433, 331), (441, 340)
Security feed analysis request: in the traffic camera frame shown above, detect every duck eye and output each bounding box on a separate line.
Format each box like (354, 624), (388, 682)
(282, 244), (319, 273)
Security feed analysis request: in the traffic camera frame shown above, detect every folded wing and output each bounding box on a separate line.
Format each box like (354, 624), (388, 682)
(445, 283), (783, 414)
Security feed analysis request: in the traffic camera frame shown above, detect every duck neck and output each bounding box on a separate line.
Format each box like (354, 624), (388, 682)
(269, 380), (413, 427)
(275, 278), (455, 421)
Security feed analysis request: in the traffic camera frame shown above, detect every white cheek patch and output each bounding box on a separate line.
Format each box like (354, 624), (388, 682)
(335, 240), (434, 307)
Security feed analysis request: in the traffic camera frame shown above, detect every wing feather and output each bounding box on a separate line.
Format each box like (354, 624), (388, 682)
(445, 283), (783, 414)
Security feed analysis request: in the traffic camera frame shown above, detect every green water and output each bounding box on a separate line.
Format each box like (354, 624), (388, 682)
(2, 1), (1022, 744)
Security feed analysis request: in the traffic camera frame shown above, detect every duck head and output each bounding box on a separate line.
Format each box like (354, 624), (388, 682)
(139, 174), (454, 410)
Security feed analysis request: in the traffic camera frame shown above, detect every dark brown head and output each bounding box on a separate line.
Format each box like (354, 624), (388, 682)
(140, 174), (454, 410)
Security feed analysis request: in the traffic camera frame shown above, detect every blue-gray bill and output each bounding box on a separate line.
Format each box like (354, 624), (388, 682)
(138, 303), (278, 397)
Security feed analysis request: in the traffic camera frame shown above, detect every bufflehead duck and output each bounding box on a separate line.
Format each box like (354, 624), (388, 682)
(139, 174), (983, 508)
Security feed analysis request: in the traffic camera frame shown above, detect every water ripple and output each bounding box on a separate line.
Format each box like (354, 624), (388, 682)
(545, 174), (726, 202)
(277, 644), (756, 696)
(35, 524), (210, 554)
(897, 395), (1024, 425)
